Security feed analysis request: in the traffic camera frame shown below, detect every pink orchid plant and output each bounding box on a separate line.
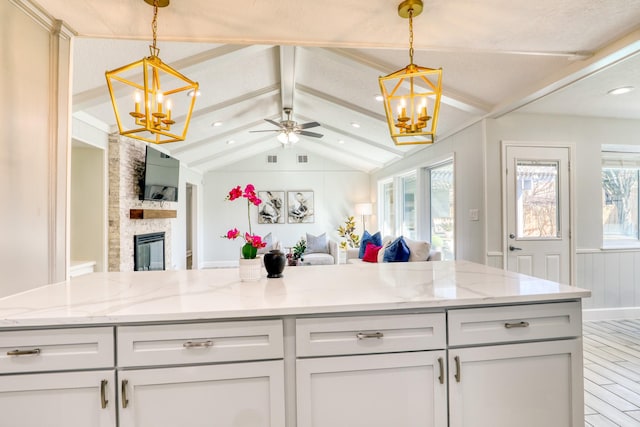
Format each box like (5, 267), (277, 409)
(222, 184), (267, 259)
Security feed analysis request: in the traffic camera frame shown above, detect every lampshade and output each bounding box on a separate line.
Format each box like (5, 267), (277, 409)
(105, 0), (199, 144)
(379, 0), (442, 145)
(355, 203), (373, 216)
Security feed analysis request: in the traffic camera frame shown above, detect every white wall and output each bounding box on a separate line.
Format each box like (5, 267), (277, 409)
(171, 164), (204, 269)
(70, 145), (105, 271)
(371, 122), (486, 264)
(486, 112), (640, 315)
(0, 1), (71, 296)
(203, 148), (370, 265)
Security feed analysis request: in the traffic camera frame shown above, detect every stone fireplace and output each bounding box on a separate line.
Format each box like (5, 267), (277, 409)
(108, 134), (174, 271)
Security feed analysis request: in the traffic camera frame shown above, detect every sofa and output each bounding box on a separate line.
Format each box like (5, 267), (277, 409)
(346, 233), (442, 264)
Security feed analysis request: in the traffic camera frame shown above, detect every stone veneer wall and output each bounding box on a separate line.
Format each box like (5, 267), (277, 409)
(108, 134), (174, 271)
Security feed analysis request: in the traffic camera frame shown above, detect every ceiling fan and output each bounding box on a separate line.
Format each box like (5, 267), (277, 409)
(250, 108), (323, 144)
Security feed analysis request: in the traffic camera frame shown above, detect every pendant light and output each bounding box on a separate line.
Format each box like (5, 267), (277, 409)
(105, 0), (199, 144)
(379, 0), (442, 145)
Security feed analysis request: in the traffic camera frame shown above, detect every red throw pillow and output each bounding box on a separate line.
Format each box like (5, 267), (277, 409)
(362, 243), (382, 263)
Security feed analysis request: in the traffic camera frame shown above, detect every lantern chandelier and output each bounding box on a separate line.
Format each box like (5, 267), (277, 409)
(105, 0), (199, 144)
(379, 0), (443, 145)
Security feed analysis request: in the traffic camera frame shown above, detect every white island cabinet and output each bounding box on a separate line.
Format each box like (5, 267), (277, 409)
(0, 261), (591, 427)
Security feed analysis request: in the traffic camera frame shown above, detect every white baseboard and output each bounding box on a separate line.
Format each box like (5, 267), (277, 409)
(201, 260), (238, 269)
(583, 307), (640, 321)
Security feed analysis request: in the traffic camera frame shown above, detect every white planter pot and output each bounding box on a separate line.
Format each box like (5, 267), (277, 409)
(239, 257), (262, 282)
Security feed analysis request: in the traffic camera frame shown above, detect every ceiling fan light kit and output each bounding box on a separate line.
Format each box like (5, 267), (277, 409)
(105, 0), (199, 144)
(379, 0), (443, 145)
(251, 107), (323, 145)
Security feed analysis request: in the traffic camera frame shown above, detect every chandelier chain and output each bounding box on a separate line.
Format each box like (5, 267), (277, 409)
(408, 7), (414, 65)
(151, 0), (159, 54)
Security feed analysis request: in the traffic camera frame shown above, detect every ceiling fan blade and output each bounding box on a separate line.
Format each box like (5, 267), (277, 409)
(264, 119), (285, 128)
(299, 130), (323, 138)
(249, 129), (281, 133)
(299, 121), (321, 129)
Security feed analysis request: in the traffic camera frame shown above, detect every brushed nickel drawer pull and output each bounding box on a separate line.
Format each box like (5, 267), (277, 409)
(121, 380), (129, 409)
(356, 332), (384, 340)
(454, 356), (461, 383)
(437, 357), (444, 385)
(183, 340), (214, 348)
(7, 348), (41, 356)
(100, 379), (109, 409)
(504, 321), (530, 329)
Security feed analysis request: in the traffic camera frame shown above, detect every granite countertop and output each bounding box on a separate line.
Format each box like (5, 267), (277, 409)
(0, 261), (591, 328)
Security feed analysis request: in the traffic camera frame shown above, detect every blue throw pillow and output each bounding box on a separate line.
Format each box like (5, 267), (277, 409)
(359, 231), (382, 259)
(383, 236), (411, 263)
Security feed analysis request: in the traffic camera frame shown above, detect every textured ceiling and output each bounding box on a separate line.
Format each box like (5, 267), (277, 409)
(31, 0), (640, 172)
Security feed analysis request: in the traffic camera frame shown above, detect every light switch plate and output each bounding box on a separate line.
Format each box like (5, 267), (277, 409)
(469, 209), (479, 221)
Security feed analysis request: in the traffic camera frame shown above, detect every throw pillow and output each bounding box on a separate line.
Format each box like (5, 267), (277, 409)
(257, 232), (273, 254)
(403, 237), (431, 262)
(362, 242), (382, 263)
(383, 236), (411, 262)
(305, 232), (328, 254)
(359, 231), (382, 259)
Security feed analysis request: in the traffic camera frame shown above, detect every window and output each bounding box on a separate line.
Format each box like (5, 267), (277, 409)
(602, 167), (639, 242)
(400, 173), (417, 239)
(516, 161), (560, 239)
(381, 180), (395, 236)
(429, 162), (454, 260)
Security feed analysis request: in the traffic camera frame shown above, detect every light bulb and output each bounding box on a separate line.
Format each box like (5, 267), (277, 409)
(277, 133), (288, 144)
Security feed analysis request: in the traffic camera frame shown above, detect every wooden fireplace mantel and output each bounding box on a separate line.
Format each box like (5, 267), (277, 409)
(130, 209), (177, 219)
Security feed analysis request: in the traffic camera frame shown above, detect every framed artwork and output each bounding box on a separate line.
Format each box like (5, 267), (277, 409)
(257, 191), (285, 224)
(287, 191), (314, 223)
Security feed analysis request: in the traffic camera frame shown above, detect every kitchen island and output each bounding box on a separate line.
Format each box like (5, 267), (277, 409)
(0, 260), (590, 427)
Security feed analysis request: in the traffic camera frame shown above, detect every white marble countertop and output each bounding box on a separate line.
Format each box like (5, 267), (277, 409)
(0, 261), (591, 328)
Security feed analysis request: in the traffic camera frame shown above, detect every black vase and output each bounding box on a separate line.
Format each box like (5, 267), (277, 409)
(263, 249), (286, 278)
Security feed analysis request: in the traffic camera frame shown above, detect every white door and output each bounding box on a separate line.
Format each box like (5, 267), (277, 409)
(448, 340), (583, 427)
(296, 351), (448, 427)
(0, 370), (116, 427)
(118, 360), (285, 427)
(504, 145), (571, 284)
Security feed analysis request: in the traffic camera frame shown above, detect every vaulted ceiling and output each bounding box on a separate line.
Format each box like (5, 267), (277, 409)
(35, 0), (640, 173)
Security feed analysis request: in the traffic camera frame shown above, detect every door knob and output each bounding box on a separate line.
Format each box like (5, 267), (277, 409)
(509, 245), (522, 251)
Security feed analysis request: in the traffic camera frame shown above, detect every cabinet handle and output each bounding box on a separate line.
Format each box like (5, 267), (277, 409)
(437, 357), (444, 385)
(183, 340), (214, 348)
(356, 332), (384, 340)
(121, 380), (129, 409)
(100, 379), (108, 409)
(504, 321), (530, 329)
(7, 348), (41, 356)
(454, 356), (461, 383)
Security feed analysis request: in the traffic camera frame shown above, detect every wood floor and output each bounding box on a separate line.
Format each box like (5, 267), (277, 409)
(583, 319), (640, 426)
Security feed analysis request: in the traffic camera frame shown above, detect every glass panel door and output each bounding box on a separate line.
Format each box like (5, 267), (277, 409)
(430, 163), (454, 260)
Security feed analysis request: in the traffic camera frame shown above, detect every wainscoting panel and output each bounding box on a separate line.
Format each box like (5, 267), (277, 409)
(577, 249), (640, 318)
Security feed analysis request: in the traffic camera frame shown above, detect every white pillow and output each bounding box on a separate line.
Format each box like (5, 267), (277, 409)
(403, 237), (431, 262)
(305, 232), (328, 254)
(257, 232), (273, 254)
(377, 236), (394, 263)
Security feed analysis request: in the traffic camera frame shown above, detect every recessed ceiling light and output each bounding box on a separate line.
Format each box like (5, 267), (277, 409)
(375, 95), (384, 102)
(351, 122), (361, 128)
(338, 139), (345, 144)
(187, 89), (201, 97)
(607, 86), (635, 95)
(226, 140), (235, 145)
(212, 121), (223, 127)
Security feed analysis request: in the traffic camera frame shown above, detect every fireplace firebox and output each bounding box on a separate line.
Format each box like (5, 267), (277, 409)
(134, 232), (165, 271)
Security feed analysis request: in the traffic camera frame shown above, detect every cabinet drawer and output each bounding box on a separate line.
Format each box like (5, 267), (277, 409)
(448, 301), (582, 347)
(117, 319), (283, 367)
(0, 327), (114, 373)
(296, 313), (446, 357)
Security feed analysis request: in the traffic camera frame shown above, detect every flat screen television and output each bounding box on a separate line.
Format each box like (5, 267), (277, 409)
(140, 146), (180, 202)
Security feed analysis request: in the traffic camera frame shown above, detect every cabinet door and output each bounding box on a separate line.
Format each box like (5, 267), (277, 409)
(449, 339), (583, 427)
(0, 370), (116, 427)
(118, 360), (285, 427)
(297, 351), (447, 427)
